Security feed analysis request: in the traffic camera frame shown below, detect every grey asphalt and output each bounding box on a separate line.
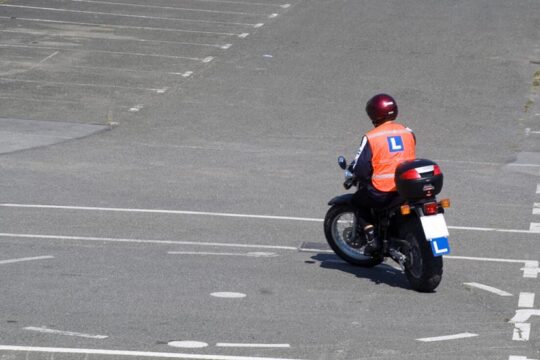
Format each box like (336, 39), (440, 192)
(0, 0), (539, 359)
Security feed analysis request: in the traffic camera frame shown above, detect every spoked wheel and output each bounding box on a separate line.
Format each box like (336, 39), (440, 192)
(399, 218), (443, 292)
(324, 204), (383, 267)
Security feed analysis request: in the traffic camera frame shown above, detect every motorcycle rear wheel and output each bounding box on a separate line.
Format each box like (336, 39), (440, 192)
(324, 204), (383, 267)
(399, 218), (443, 292)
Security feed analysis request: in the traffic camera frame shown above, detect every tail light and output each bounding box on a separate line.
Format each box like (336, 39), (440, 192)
(433, 165), (442, 176)
(423, 202), (438, 215)
(400, 169), (421, 180)
(400, 204), (411, 215)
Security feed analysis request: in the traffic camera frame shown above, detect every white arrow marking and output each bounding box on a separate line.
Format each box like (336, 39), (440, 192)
(509, 309), (540, 323)
(512, 323), (531, 341)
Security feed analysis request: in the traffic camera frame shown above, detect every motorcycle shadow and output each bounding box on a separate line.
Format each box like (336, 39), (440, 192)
(310, 253), (411, 290)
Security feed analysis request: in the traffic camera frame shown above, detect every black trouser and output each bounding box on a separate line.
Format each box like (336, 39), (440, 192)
(352, 184), (400, 230)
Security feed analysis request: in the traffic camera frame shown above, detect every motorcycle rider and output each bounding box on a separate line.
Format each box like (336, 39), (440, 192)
(349, 94), (416, 255)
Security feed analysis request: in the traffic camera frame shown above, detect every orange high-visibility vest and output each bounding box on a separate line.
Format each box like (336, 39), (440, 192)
(365, 121), (416, 192)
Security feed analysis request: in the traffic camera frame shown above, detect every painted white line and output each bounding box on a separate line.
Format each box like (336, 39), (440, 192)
(536, 184), (540, 194)
(70, 0), (270, 16)
(416, 332), (478, 342)
(512, 323), (531, 341)
(167, 341), (208, 349)
(129, 105), (144, 113)
(463, 282), (513, 296)
(202, 56), (214, 63)
(254, 23), (264, 28)
(221, 44), (232, 50)
(281, 4), (291, 8)
(210, 292), (246, 299)
(24, 327), (108, 339)
(0, 204), (323, 222)
(509, 309), (540, 323)
(168, 251), (278, 257)
(238, 33), (250, 38)
(0, 233), (297, 251)
(518, 292), (535, 308)
(216, 344), (290, 348)
(0, 5), (261, 28)
(0, 44), (203, 61)
(0, 17), (246, 37)
(448, 256), (539, 279)
(182, 71), (194, 78)
(269, 13), (279, 18)
(509, 357), (538, 360)
(29, 51), (59, 71)
(3, 203), (539, 234)
(0, 255), (54, 265)
(533, 203), (540, 215)
(0, 77), (168, 94)
(530, 223), (540, 233)
(0, 345), (305, 360)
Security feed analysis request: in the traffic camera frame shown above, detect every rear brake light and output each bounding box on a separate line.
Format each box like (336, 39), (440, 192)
(423, 202), (438, 215)
(400, 169), (421, 180)
(433, 165), (442, 176)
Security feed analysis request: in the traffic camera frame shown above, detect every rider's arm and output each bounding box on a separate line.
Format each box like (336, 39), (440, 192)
(350, 136), (373, 184)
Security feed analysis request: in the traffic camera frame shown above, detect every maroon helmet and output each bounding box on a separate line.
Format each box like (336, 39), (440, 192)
(365, 94), (398, 125)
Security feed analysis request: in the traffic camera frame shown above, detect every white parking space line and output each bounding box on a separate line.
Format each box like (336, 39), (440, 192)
(0, 5), (263, 28)
(24, 327), (108, 339)
(0, 345), (306, 360)
(533, 203), (540, 215)
(0, 44), (207, 61)
(0, 77), (169, 94)
(463, 282), (513, 296)
(0, 255), (54, 265)
(416, 332), (478, 342)
(447, 256), (539, 279)
(70, 0), (273, 17)
(536, 184), (540, 194)
(0, 233), (298, 250)
(168, 251), (278, 257)
(518, 293), (536, 308)
(529, 223), (540, 233)
(0, 17), (249, 37)
(216, 344), (291, 348)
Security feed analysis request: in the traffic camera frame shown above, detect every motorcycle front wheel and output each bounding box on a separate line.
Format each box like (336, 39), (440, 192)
(323, 204), (383, 267)
(399, 218), (443, 292)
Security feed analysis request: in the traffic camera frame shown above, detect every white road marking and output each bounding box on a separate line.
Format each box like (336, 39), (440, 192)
(509, 309), (540, 323)
(533, 203), (540, 215)
(210, 292), (246, 298)
(254, 23), (264, 28)
(202, 56), (214, 63)
(167, 341), (208, 349)
(0, 5), (262, 28)
(168, 251), (277, 257)
(0, 17), (247, 37)
(530, 223), (540, 233)
(0, 345), (305, 360)
(509, 357), (539, 360)
(221, 44), (232, 49)
(239, 33), (250, 38)
(0, 77), (168, 93)
(518, 293), (535, 308)
(28, 51), (59, 71)
(281, 4), (291, 8)
(0, 255), (54, 265)
(216, 344), (290, 348)
(0, 44), (204, 61)
(536, 184), (540, 194)
(416, 332), (478, 342)
(129, 105), (144, 113)
(269, 14), (279, 18)
(0, 233), (297, 250)
(182, 71), (194, 78)
(463, 282), (513, 296)
(24, 327), (108, 339)
(512, 323), (531, 341)
(70, 0), (271, 16)
(448, 256), (539, 279)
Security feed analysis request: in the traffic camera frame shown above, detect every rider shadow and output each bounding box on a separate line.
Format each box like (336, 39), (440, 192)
(310, 253), (411, 290)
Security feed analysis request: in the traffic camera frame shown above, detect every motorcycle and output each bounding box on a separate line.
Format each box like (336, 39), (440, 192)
(324, 156), (451, 292)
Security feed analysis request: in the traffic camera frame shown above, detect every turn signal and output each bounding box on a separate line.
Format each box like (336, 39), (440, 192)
(439, 198), (451, 208)
(400, 204), (411, 215)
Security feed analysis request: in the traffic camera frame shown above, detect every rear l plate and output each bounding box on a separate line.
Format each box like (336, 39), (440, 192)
(420, 214), (449, 240)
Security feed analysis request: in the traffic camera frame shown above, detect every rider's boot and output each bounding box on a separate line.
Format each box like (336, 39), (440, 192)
(363, 224), (380, 256)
